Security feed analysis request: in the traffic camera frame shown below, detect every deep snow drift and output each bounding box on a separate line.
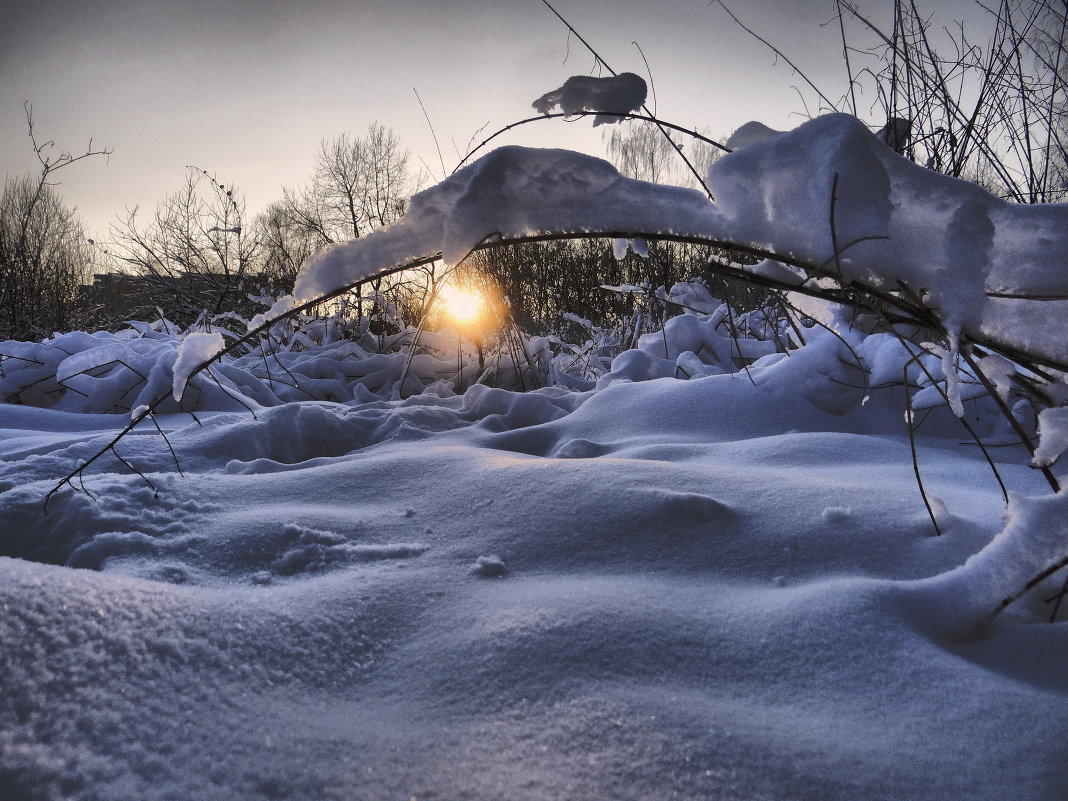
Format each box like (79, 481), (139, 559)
(2, 111), (1068, 800)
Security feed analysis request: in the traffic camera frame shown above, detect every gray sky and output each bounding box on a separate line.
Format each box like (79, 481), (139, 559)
(1, 0), (896, 239)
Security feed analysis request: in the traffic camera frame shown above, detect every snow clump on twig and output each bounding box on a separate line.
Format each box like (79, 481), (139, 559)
(532, 72), (647, 126)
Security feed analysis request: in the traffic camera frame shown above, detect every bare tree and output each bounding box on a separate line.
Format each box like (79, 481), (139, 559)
(281, 121), (414, 248)
(0, 104), (110, 340)
(604, 120), (722, 188)
(110, 168), (259, 329)
(851, 0), (1068, 203)
(1027, 0), (1068, 197)
(272, 121), (418, 322)
(250, 200), (318, 295)
(0, 177), (93, 339)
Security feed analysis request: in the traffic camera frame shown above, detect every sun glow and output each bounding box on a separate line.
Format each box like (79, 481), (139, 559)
(440, 284), (481, 322)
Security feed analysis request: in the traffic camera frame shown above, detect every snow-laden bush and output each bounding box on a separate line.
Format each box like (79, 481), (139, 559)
(0, 311), (555, 412)
(0, 278), (782, 412)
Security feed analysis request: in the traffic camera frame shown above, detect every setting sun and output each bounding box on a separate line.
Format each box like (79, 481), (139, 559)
(439, 284), (481, 322)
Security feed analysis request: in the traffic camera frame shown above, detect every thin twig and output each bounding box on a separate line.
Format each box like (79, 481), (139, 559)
(109, 445), (158, 497)
(147, 412), (184, 477)
(414, 87), (448, 181)
(993, 555), (1068, 619)
(710, 0), (839, 111)
(830, 172), (843, 276)
(456, 111), (730, 176)
(903, 358), (943, 535)
(1046, 570), (1068, 622)
(959, 348), (1061, 493)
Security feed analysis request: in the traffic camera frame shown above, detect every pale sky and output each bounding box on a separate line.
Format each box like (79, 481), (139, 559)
(1, 0), (903, 240)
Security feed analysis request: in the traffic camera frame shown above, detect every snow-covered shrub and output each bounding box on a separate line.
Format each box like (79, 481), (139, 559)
(0, 299), (560, 412)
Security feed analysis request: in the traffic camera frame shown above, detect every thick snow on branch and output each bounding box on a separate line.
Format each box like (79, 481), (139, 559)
(531, 72), (648, 125)
(293, 113), (1068, 367)
(709, 115), (1068, 355)
(293, 145), (719, 300)
(724, 121), (784, 150)
(172, 331), (224, 402)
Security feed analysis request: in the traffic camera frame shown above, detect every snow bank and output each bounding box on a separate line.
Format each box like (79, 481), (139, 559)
(597, 301), (777, 386)
(0, 316), (563, 413)
(1, 358), (1064, 799)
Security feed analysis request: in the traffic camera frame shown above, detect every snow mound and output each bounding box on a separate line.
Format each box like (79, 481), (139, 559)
(725, 120), (784, 149)
(904, 490), (1068, 638)
(473, 554), (508, 577)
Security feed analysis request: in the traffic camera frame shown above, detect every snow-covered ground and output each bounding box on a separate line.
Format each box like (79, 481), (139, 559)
(3, 347), (1066, 800)
(3, 110), (1068, 799)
